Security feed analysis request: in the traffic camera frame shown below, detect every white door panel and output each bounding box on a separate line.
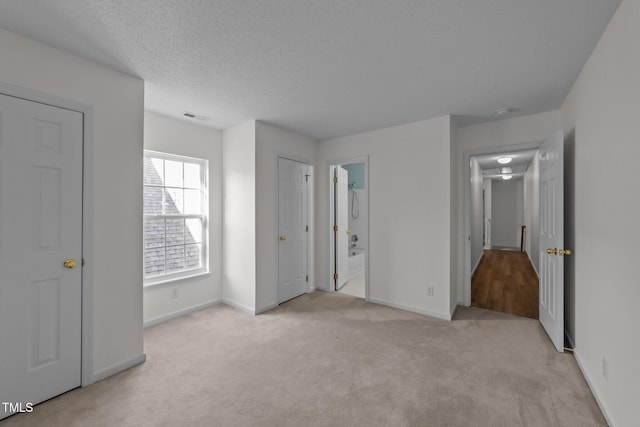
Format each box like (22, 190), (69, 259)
(335, 166), (349, 290)
(278, 158), (308, 303)
(0, 94), (83, 419)
(539, 130), (565, 352)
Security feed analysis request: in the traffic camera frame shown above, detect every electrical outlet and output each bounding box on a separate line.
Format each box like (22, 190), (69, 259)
(602, 357), (608, 380)
(170, 287), (178, 300)
(427, 286), (434, 296)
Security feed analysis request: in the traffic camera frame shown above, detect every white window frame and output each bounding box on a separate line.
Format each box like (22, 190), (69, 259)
(143, 150), (209, 286)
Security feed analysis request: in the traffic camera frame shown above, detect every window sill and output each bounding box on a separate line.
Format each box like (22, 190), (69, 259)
(143, 270), (210, 288)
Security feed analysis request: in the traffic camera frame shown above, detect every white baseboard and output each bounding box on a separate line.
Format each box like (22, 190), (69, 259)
(93, 353), (146, 383)
(450, 300), (465, 318)
(471, 252), (484, 276)
(222, 297), (255, 315)
(255, 302), (278, 314)
(368, 297), (451, 321)
(574, 350), (614, 427)
(525, 250), (540, 278)
(144, 299), (222, 328)
(450, 301), (459, 319)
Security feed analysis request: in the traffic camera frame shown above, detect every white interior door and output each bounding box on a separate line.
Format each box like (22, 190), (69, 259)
(0, 94), (83, 419)
(539, 130), (565, 352)
(277, 158), (308, 303)
(335, 166), (349, 290)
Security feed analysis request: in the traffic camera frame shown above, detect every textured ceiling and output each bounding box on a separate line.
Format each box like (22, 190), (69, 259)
(0, 0), (622, 140)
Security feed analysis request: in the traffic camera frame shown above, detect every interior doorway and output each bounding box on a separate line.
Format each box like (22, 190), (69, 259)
(468, 147), (540, 319)
(464, 132), (569, 352)
(464, 142), (541, 305)
(328, 157), (369, 299)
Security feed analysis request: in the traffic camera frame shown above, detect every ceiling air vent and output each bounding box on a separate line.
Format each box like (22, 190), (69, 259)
(183, 111), (210, 121)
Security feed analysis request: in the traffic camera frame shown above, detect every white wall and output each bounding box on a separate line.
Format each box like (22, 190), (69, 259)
(0, 29), (144, 375)
(318, 116), (452, 319)
(255, 121), (317, 312)
(560, 0), (640, 424)
(143, 111), (223, 325)
(453, 111), (561, 303)
(220, 120), (316, 313)
(449, 120), (459, 314)
(222, 121), (256, 312)
(491, 179), (523, 248)
(515, 179), (523, 245)
(469, 157), (484, 270)
(483, 178), (492, 248)
(523, 152), (540, 274)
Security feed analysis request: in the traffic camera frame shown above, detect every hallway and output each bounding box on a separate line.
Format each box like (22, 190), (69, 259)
(471, 249), (539, 319)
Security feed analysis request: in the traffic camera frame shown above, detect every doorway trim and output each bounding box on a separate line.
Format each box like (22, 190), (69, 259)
(327, 155), (369, 300)
(463, 141), (542, 307)
(0, 81), (95, 386)
(275, 153), (312, 308)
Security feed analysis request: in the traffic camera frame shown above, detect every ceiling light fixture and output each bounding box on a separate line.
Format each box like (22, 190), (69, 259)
(495, 107), (512, 116)
(497, 157), (512, 164)
(502, 175), (513, 180)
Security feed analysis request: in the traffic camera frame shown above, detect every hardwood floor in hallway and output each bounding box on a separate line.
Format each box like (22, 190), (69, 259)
(471, 249), (539, 319)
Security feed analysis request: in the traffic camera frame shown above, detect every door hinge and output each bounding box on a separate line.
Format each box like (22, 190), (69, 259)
(333, 225), (338, 232)
(333, 273), (338, 280)
(306, 225), (309, 232)
(306, 275), (309, 282)
(333, 176), (338, 184)
(305, 174), (310, 182)
(82, 258), (85, 267)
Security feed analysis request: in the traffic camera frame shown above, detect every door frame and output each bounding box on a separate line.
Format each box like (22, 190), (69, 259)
(275, 154), (312, 306)
(327, 156), (369, 300)
(0, 81), (95, 387)
(463, 141), (542, 307)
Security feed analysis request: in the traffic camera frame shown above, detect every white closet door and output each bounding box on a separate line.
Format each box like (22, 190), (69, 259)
(278, 157), (309, 303)
(0, 94), (83, 419)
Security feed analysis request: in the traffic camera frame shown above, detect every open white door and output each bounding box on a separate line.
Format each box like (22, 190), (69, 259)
(0, 94), (83, 419)
(334, 166), (349, 290)
(277, 158), (309, 303)
(539, 130), (566, 352)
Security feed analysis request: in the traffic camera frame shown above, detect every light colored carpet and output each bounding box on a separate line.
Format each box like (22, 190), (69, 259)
(338, 272), (365, 298)
(2, 292), (605, 426)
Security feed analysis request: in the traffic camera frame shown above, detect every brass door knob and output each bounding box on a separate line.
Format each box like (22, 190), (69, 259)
(279, 235), (286, 241)
(547, 248), (572, 256)
(63, 259), (77, 269)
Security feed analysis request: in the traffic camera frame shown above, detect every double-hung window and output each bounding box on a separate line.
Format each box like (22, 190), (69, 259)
(143, 150), (208, 285)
